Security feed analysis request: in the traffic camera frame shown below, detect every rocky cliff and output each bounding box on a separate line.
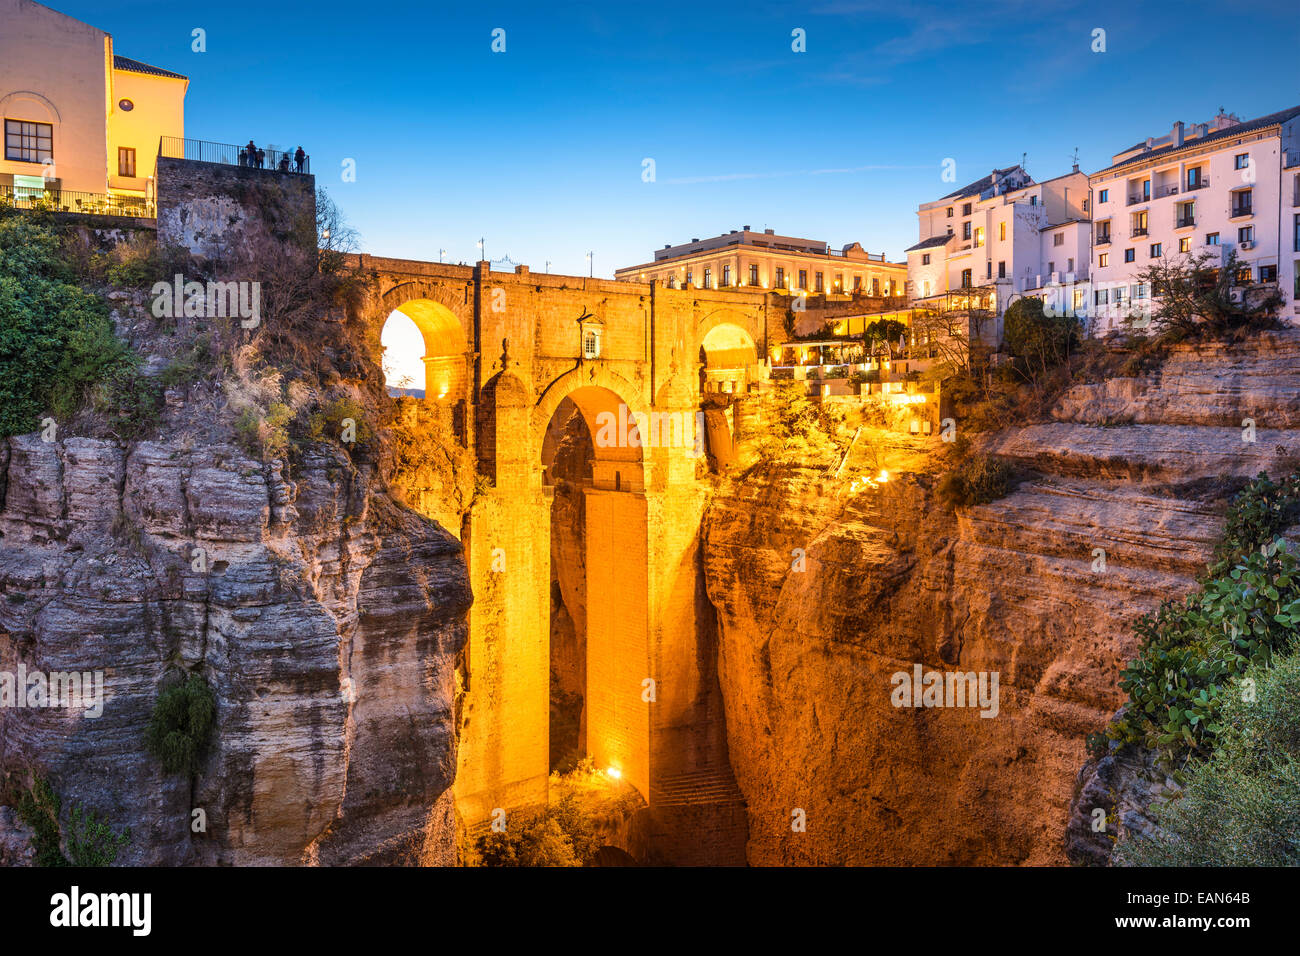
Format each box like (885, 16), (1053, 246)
(702, 331), (1300, 865)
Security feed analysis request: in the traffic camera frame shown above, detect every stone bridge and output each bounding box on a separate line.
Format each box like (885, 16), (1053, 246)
(352, 255), (780, 863)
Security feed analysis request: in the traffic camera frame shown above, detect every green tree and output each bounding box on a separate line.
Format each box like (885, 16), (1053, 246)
(1118, 648), (1300, 866)
(1002, 296), (1079, 384)
(0, 216), (137, 436)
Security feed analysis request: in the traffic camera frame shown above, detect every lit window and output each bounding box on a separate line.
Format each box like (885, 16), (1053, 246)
(1098, 253), (1108, 267)
(118, 147), (136, 178)
(582, 327), (601, 359)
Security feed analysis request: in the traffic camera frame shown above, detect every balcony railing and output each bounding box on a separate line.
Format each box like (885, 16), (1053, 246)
(1158, 183), (1180, 198)
(1176, 217), (1195, 229)
(0, 184), (155, 218)
(1186, 178), (1209, 191)
(158, 136), (311, 174)
(1127, 193), (1150, 206)
(1095, 233), (1112, 245)
(1132, 227), (1149, 237)
(1230, 203), (1253, 218)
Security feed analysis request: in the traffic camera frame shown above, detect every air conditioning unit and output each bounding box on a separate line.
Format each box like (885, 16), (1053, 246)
(1240, 240), (1255, 250)
(1229, 288), (1245, 303)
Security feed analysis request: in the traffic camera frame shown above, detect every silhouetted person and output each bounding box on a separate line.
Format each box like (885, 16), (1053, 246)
(278, 152), (290, 172)
(294, 146), (305, 173)
(238, 148), (248, 166)
(245, 140), (257, 167)
(256, 147), (265, 169)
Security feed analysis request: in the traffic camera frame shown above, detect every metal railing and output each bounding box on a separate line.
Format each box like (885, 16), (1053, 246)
(1230, 203), (1253, 218)
(158, 136), (311, 174)
(0, 184), (155, 218)
(1132, 227), (1149, 237)
(1176, 216), (1195, 229)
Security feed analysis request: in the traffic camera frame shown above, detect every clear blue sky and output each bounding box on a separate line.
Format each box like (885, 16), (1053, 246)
(61, 0), (1300, 275)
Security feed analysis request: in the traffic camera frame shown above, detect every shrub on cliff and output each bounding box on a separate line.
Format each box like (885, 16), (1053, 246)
(12, 775), (130, 867)
(1106, 538), (1300, 762)
(1117, 647), (1300, 866)
(1209, 471), (1300, 576)
(937, 453), (1017, 508)
(0, 217), (138, 437)
(146, 673), (217, 776)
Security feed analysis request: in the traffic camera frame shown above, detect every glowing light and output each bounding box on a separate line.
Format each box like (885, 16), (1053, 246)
(606, 766), (622, 780)
(877, 469), (890, 483)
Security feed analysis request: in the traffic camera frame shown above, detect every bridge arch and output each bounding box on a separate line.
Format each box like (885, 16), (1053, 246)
(382, 298), (469, 403)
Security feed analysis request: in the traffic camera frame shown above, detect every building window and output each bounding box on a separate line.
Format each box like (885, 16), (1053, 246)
(749, 263), (759, 285)
(1067, 258), (1074, 272)
(1030, 195), (1039, 205)
(703, 268), (712, 288)
(775, 267), (785, 288)
(1124, 248), (1135, 263)
(1053, 232), (1064, 246)
(962, 221), (972, 240)
(582, 327), (602, 359)
(835, 272), (843, 291)
(872, 278), (881, 295)
(1095, 288), (1109, 306)
(685, 270), (693, 286)
(946, 207), (953, 217)
(1187, 166), (1204, 188)
(997, 261), (1006, 278)
(974, 227), (984, 247)
(798, 269), (807, 290)
(921, 254), (931, 266)
(1294, 214), (1300, 252)
(118, 147), (136, 178)
(1135, 283), (1150, 300)
(1235, 264), (1252, 284)
(667, 275), (677, 289)
(962, 202), (971, 215)
(1096, 221), (1111, 243)
(1098, 253), (1108, 268)
(960, 268), (972, 288)
(999, 222), (1006, 241)
(1234, 152), (1250, 170)
(1260, 264), (1278, 283)
(1231, 189), (1253, 218)
(1150, 243), (1162, 258)
(1178, 237), (1190, 253)
(814, 272), (824, 292)
(1239, 226), (1254, 244)
(4, 119), (53, 163)
(1206, 232), (1219, 246)
(721, 265), (731, 287)
(1048, 261), (1055, 274)
(1099, 188), (1109, 203)
(853, 276), (862, 291)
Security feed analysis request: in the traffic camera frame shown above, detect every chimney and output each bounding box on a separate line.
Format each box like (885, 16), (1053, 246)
(990, 168), (1000, 194)
(1172, 121), (1184, 147)
(764, 228), (775, 235)
(743, 225), (751, 231)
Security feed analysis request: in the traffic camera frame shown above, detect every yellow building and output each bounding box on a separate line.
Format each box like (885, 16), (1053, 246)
(616, 226), (906, 297)
(0, 0), (186, 211)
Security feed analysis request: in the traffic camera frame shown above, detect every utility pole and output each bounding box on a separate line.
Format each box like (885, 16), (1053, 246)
(477, 238), (485, 262)
(586, 251), (594, 277)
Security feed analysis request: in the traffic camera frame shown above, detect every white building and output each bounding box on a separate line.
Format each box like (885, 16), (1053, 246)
(1088, 105), (1300, 334)
(905, 163), (1092, 321)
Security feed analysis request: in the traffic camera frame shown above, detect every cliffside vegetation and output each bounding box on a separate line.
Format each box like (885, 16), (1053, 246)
(1091, 472), (1300, 765)
(0, 215), (141, 438)
(1081, 472), (1300, 864)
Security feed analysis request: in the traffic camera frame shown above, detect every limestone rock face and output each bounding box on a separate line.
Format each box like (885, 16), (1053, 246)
(702, 332), (1300, 865)
(0, 435), (470, 866)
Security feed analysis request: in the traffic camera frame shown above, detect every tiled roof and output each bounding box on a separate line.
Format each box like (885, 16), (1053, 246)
(1096, 105), (1300, 175)
(113, 55), (187, 80)
(939, 164), (1024, 201)
(905, 235), (953, 253)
